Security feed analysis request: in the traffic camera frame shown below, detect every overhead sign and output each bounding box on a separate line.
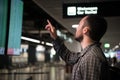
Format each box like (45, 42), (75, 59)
(63, 1), (120, 18)
(67, 6), (98, 16)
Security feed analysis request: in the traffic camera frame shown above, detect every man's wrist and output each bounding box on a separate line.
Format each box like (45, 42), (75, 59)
(53, 37), (63, 46)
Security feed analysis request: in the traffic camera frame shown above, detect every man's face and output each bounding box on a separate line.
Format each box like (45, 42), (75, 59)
(74, 17), (87, 42)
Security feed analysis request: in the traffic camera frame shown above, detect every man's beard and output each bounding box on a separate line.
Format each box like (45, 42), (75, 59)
(75, 35), (83, 42)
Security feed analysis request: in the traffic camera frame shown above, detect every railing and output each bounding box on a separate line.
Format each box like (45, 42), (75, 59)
(0, 62), (66, 80)
(0, 72), (49, 80)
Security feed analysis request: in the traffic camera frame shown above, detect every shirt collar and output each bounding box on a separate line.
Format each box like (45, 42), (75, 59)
(79, 42), (100, 57)
(79, 45), (91, 57)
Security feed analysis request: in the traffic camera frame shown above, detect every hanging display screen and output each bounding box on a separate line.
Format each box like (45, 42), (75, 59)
(7, 0), (23, 55)
(0, 0), (8, 55)
(63, 1), (120, 18)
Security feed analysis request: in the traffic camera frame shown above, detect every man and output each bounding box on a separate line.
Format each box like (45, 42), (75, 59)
(45, 15), (108, 80)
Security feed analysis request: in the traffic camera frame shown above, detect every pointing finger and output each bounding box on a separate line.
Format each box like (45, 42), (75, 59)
(47, 19), (52, 26)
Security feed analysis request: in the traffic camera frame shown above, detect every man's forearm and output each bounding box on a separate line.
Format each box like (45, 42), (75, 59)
(53, 37), (80, 65)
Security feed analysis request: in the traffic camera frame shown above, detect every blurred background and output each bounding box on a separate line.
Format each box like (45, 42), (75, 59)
(0, 0), (120, 80)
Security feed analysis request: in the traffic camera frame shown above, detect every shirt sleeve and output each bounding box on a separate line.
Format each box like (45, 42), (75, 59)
(53, 37), (80, 65)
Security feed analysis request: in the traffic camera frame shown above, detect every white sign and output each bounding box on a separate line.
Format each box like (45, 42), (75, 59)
(67, 6), (76, 16)
(67, 6), (98, 16)
(77, 7), (98, 15)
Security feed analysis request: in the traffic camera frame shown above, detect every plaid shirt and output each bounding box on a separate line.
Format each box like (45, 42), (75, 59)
(53, 37), (108, 80)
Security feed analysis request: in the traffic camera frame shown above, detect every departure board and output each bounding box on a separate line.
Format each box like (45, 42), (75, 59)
(7, 0), (23, 55)
(0, 0), (8, 55)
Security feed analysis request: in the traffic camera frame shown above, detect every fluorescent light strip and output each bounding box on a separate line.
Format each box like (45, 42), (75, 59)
(21, 36), (53, 46)
(46, 42), (53, 46)
(72, 24), (79, 28)
(21, 36), (40, 43)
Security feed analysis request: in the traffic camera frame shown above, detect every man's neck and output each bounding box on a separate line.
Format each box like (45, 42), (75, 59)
(80, 38), (95, 50)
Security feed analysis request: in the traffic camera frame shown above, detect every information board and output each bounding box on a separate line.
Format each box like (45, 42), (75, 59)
(0, 0), (8, 55)
(63, 1), (120, 18)
(7, 0), (23, 55)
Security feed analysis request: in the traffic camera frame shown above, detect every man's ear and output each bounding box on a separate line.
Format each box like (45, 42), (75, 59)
(83, 27), (90, 34)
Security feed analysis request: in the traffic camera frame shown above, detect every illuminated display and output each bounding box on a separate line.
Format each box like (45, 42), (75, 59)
(63, 1), (120, 18)
(0, 0), (8, 55)
(67, 6), (76, 16)
(77, 7), (98, 15)
(7, 0), (23, 55)
(67, 6), (98, 16)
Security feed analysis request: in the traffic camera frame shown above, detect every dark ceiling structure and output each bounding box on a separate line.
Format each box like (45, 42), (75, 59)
(22, 0), (120, 49)
(22, 0), (70, 45)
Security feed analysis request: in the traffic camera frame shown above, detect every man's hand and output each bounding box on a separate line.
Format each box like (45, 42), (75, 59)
(45, 20), (57, 40)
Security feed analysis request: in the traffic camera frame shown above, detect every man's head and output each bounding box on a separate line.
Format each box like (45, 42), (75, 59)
(75, 15), (107, 42)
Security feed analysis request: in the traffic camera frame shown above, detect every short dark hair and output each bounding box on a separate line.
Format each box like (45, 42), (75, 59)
(85, 15), (107, 42)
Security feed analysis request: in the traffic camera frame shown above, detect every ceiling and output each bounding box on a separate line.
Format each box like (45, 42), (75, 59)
(22, 0), (120, 49)
(22, 0), (71, 44)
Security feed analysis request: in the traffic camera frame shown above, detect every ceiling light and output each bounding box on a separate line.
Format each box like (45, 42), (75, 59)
(46, 42), (53, 46)
(56, 30), (61, 36)
(21, 36), (40, 43)
(21, 36), (53, 47)
(104, 43), (110, 48)
(72, 24), (79, 28)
